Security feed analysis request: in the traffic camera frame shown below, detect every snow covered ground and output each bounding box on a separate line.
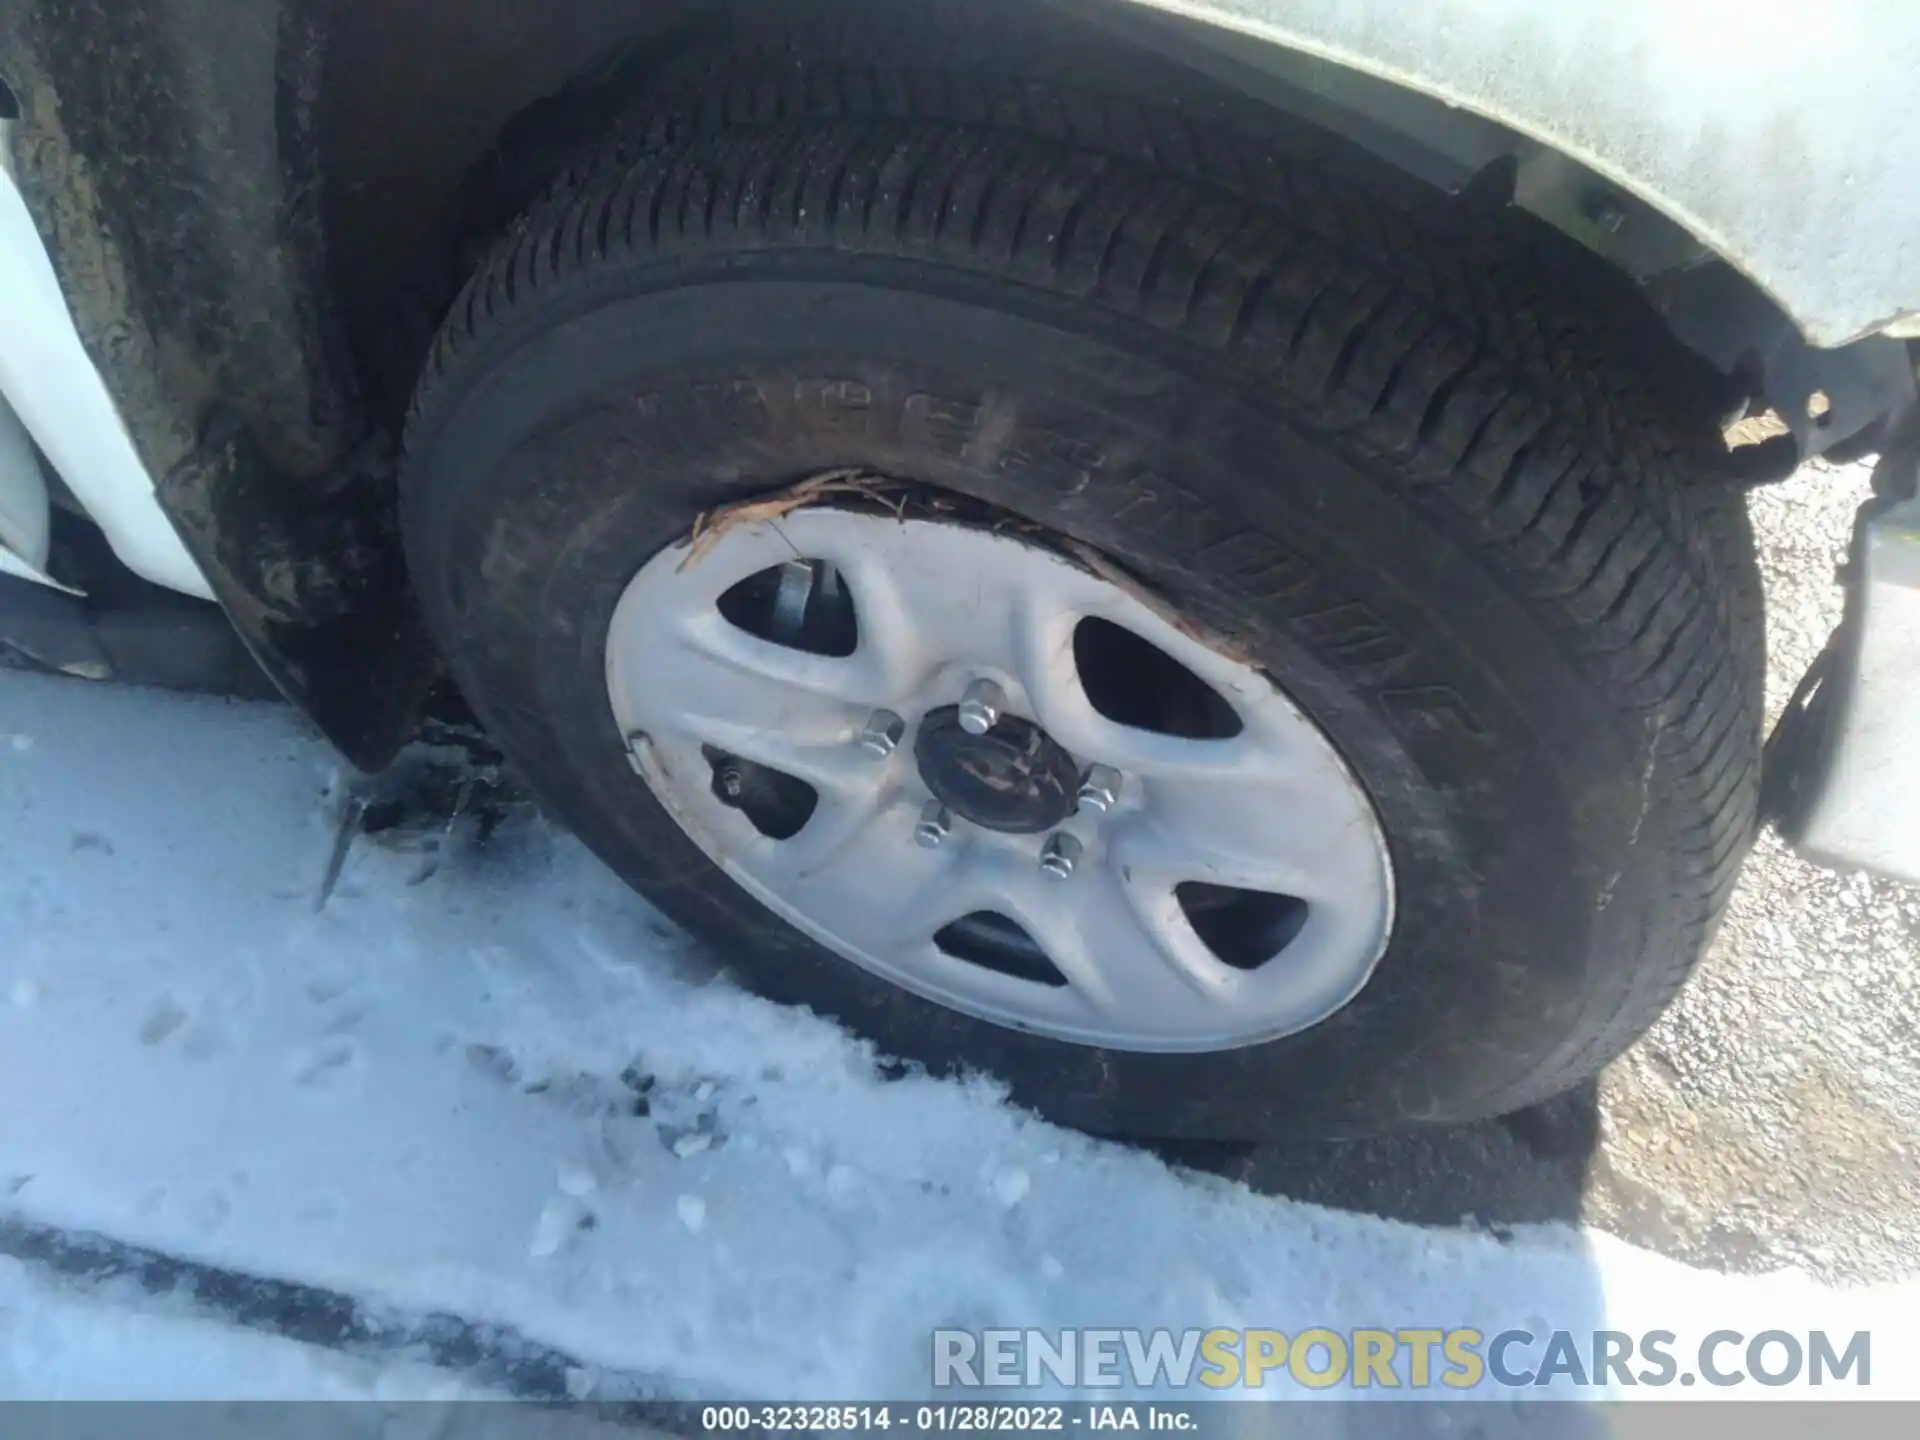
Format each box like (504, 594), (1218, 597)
(0, 1255), (475, 1401)
(2, 670), (1918, 1405)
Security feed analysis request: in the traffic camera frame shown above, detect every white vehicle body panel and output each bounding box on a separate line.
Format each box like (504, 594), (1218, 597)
(0, 151), (211, 600)
(1128, 0), (1920, 347)
(1782, 495), (1920, 885)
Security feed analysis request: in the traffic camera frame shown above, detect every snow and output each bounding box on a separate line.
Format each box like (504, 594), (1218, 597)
(2, 670), (1918, 1401)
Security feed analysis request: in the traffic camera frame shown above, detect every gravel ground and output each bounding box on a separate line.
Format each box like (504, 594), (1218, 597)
(1215, 459), (1920, 1286)
(1591, 460), (1920, 1283)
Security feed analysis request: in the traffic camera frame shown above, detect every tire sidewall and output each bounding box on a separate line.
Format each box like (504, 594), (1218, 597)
(406, 263), (1671, 1136)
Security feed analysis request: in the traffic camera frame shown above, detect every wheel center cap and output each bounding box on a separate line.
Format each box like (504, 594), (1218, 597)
(914, 705), (1080, 835)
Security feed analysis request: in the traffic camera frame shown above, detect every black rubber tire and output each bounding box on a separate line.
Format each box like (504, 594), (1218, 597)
(399, 45), (1763, 1140)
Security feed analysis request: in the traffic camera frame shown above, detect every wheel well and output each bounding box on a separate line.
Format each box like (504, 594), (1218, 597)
(318, 0), (1910, 462)
(2, 0), (1901, 768)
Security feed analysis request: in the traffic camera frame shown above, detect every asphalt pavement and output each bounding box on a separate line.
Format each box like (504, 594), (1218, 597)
(1212, 460), (1920, 1285)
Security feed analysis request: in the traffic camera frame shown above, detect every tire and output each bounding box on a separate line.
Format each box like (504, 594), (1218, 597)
(399, 49), (1763, 1140)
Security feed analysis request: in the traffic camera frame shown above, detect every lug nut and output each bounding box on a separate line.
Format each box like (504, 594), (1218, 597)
(1077, 764), (1122, 815)
(916, 802), (953, 850)
(1039, 832), (1082, 881)
(958, 679), (1006, 735)
(858, 709), (906, 758)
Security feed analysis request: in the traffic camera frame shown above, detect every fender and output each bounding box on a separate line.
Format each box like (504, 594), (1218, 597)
(1112, 0), (1920, 347)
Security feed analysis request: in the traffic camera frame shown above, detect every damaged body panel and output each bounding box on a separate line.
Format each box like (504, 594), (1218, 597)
(0, 0), (434, 767)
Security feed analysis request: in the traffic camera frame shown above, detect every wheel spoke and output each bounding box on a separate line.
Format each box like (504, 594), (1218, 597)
(979, 851), (1236, 1031)
(1005, 597), (1281, 783)
(825, 540), (1029, 700)
(620, 611), (896, 791)
(751, 790), (969, 955)
(677, 608), (894, 717)
(1108, 772), (1374, 899)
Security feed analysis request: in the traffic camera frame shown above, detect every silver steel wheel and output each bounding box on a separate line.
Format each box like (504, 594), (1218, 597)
(606, 507), (1393, 1052)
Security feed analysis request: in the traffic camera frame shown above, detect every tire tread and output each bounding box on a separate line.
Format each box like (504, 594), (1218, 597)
(405, 16), (1762, 1121)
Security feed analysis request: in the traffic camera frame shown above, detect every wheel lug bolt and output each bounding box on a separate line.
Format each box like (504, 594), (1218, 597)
(916, 802), (953, 849)
(1077, 764), (1122, 815)
(857, 709), (905, 757)
(1039, 832), (1082, 881)
(958, 679), (1006, 735)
